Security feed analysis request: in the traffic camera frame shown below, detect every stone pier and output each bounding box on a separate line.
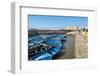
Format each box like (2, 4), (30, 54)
(74, 32), (88, 58)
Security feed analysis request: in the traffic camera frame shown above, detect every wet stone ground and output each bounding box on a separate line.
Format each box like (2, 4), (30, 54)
(53, 35), (75, 59)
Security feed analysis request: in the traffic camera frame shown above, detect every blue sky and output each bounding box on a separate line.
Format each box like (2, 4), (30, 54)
(28, 15), (88, 30)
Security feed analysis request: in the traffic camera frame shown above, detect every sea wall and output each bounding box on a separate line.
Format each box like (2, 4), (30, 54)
(74, 32), (88, 58)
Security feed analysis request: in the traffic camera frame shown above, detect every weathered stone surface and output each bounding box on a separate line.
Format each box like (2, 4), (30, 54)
(75, 32), (88, 58)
